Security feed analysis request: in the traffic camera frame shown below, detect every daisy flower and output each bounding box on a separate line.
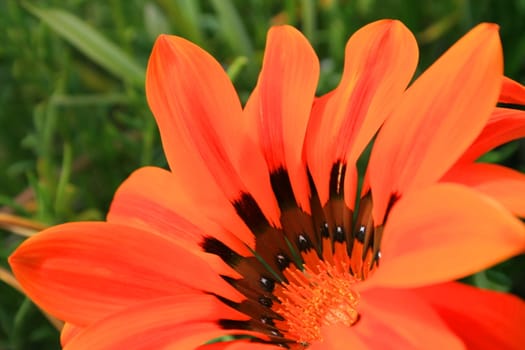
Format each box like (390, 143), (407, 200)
(9, 19), (525, 349)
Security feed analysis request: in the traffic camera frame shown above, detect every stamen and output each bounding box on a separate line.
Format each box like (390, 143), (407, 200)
(273, 260), (360, 345)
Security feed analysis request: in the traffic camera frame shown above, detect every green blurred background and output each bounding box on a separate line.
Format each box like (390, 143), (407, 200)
(1, 0), (524, 348)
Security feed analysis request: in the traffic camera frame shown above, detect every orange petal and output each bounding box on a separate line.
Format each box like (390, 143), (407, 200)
(310, 288), (464, 349)
(9, 222), (244, 326)
(108, 166), (253, 253)
(63, 295), (256, 350)
(308, 324), (366, 350)
(198, 341), (281, 350)
(366, 183), (525, 288)
(61, 323), (83, 347)
(443, 162), (525, 217)
(456, 108), (525, 163)
(499, 76), (525, 105)
(414, 282), (525, 349)
(305, 19), (418, 207)
(146, 34), (279, 226)
(369, 23), (503, 223)
(243, 26), (319, 212)
(352, 288), (464, 349)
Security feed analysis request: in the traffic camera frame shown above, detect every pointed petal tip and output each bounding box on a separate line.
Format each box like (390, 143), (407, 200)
(471, 22), (501, 47)
(151, 34), (178, 53)
(269, 24), (297, 33)
(480, 22), (500, 32)
(370, 19), (412, 34)
(500, 77), (525, 105)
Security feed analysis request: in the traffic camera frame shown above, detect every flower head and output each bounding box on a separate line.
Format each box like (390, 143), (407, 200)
(9, 20), (525, 349)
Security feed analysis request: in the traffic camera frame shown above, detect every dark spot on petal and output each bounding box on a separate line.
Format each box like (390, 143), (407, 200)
(259, 296), (273, 307)
(259, 276), (275, 292)
(276, 253), (291, 271)
(260, 316), (275, 326)
(233, 192), (269, 234)
(271, 329), (284, 337)
(383, 192), (400, 224)
(297, 233), (313, 252)
(270, 168), (296, 208)
(356, 225), (366, 243)
(372, 251), (381, 267)
(329, 162), (346, 198)
(334, 225), (345, 243)
(218, 319), (251, 330)
(201, 237), (241, 266)
(320, 222), (330, 238)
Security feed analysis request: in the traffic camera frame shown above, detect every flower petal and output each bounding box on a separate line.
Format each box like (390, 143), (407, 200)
(456, 108), (525, 163)
(61, 323), (83, 347)
(108, 166), (253, 253)
(499, 76), (525, 105)
(306, 19), (418, 207)
(353, 288), (465, 349)
(198, 341), (281, 350)
(310, 288), (465, 349)
(9, 222), (244, 326)
(443, 162), (525, 217)
(369, 23), (503, 223)
(308, 324), (366, 350)
(367, 183), (525, 288)
(244, 25), (319, 212)
(414, 282), (525, 350)
(64, 295), (257, 350)
(146, 34), (279, 226)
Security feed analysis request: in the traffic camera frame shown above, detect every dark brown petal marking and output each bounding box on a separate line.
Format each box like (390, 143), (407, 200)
(232, 192), (295, 279)
(259, 276), (276, 292)
(329, 162), (347, 199)
(259, 296), (273, 307)
(270, 168), (297, 209)
(356, 226), (366, 243)
(201, 237), (242, 266)
(296, 233), (313, 252)
(218, 319), (288, 343)
(276, 253), (291, 271)
(271, 168), (320, 256)
(324, 162), (354, 247)
(216, 293), (284, 323)
(353, 192), (374, 256)
(201, 237), (279, 299)
(211, 163), (386, 347)
(306, 171), (329, 250)
(384, 192), (401, 223)
(320, 223), (330, 238)
(218, 319), (252, 330)
(334, 226), (346, 243)
(260, 316), (276, 326)
(233, 192), (269, 235)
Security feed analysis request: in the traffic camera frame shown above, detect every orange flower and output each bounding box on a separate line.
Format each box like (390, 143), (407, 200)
(9, 20), (525, 349)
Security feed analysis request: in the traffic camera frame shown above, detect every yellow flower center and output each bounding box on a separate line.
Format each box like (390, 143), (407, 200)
(274, 260), (360, 345)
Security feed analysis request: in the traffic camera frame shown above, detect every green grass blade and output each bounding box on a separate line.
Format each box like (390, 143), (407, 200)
(156, 0), (204, 46)
(226, 56), (248, 82)
(209, 0), (254, 58)
(301, 0), (317, 43)
(23, 3), (145, 87)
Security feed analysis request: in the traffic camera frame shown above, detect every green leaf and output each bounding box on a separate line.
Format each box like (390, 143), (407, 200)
(471, 270), (512, 292)
(209, 0), (254, 58)
(226, 56), (248, 82)
(144, 2), (171, 40)
(23, 3), (145, 87)
(53, 143), (73, 218)
(156, 0), (204, 46)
